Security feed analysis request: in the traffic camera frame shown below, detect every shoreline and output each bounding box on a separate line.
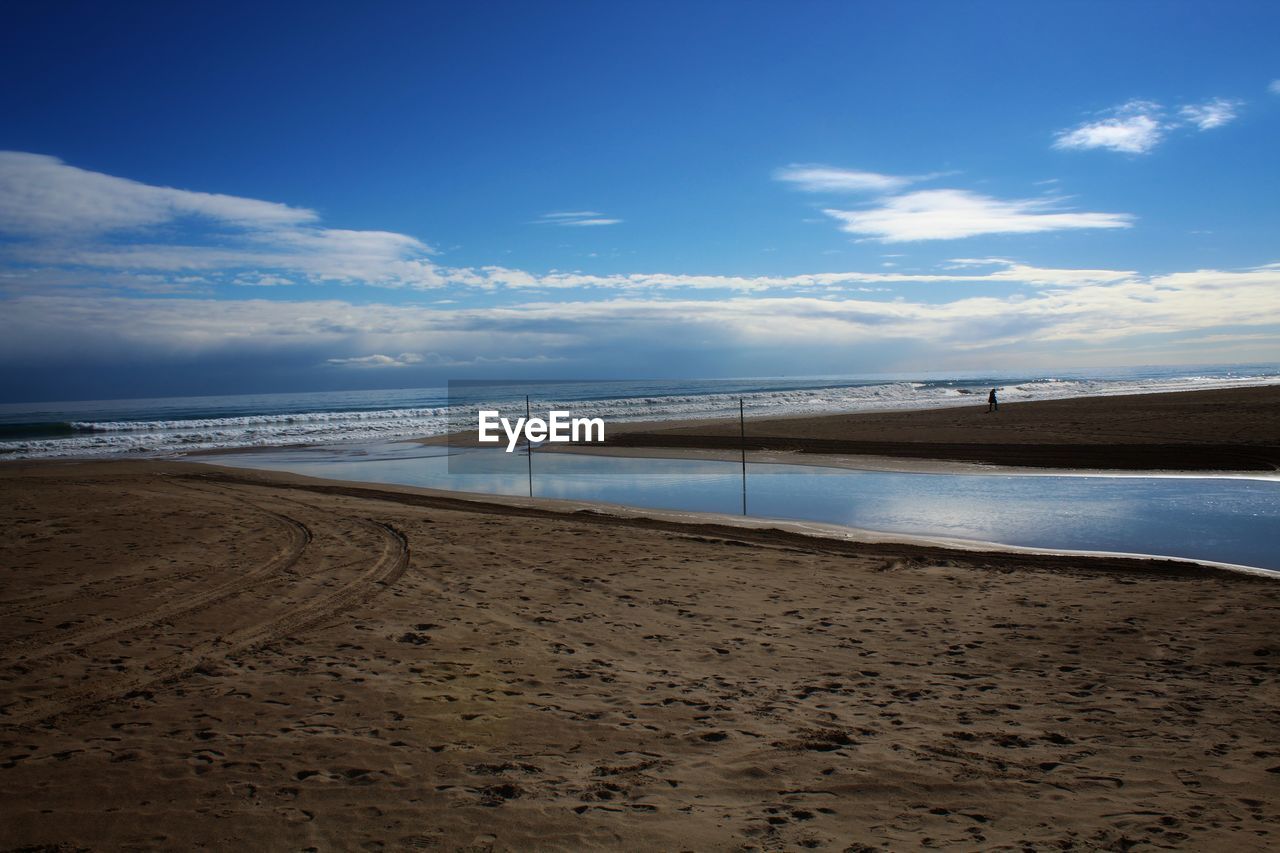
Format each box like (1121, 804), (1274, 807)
(184, 463), (1279, 578)
(589, 385), (1280, 472)
(13, 446), (1276, 587)
(4, 383), (1279, 473)
(423, 384), (1280, 472)
(538, 443), (1280, 480)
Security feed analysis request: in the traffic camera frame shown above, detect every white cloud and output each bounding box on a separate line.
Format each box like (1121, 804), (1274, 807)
(2, 152), (1276, 375)
(8, 242), (1147, 293)
(777, 163), (1130, 243)
(3, 263), (1277, 370)
(946, 257), (1014, 268)
(327, 352), (423, 368)
(0, 152), (1139, 287)
(0, 152), (443, 289)
(536, 211), (621, 226)
(1054, 96), (1246, 154)
(1053, 100), (1165, 154)
(773, 164), (913, 194)
(821, 189), (1132, 242)
(1179, 98), (1242, 130)
(234, 274), (294, 287)
(1269, 80), (1280, 96)
(0, 150), (1271, 374)
(0, 151), (317, 236)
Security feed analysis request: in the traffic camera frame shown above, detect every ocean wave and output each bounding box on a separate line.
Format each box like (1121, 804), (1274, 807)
(69, 406), (451, 432)
(0, 421), (77, 440)
(3, 370), (1278, 460)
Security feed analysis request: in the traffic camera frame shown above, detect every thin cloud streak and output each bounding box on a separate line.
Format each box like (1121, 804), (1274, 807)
(2, 265), (1277, 369)
(326, 352), (424, 368)
(535, 211), (621, 226)
(5, 247), (1143, 293)
(774, 164), (913, 194)
(822, 190), (1132, 242)
(0, 151), (318, 236)
(775, 163), (1130, 242)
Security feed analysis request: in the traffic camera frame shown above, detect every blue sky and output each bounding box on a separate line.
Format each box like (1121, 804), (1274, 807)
(1, 0), (1278, 401)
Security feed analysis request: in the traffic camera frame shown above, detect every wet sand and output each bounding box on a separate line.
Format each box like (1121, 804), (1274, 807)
(2, 460), (1278, 850)
(571, 385), (1280, 471)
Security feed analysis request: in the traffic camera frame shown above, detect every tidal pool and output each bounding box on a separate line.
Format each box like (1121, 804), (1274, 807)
(208, 442), (1280, 573)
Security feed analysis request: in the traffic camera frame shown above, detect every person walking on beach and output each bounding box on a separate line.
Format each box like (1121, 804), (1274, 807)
(987, 387), (998, 413)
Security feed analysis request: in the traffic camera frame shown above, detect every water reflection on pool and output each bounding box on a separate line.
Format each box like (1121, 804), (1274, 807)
(208, 442), (1280, 572)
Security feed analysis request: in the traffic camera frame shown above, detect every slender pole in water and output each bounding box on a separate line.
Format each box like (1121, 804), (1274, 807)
(740, 398), (747, 516)
(526, 394), (533, 498)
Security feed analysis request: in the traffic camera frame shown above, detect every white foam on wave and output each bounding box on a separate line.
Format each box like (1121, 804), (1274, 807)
(6, 412), (452, 459)
(4, 371), (1278, 460)
(71, 406), (449, 432)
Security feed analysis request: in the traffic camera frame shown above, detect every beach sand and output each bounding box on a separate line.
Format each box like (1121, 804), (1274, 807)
(2, 459), (1278, 850)
(577, 385), (1280, 471)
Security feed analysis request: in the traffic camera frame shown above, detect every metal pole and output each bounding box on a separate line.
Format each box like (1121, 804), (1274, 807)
(526, 394), (533, 498)
(739, 398), (747, 516)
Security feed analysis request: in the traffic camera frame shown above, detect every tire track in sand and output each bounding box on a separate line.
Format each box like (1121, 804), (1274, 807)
(0, 485), (296, 622)
(0, 510), (310, 667)
(2, 500), (407, 728)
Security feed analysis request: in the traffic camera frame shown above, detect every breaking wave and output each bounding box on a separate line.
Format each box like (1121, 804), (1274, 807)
(3, 368), (1277, 460)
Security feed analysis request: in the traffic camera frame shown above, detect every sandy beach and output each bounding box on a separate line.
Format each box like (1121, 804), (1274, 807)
(592, 386), (1280, 471)
(2, 448), (1278, 850)
(5, 2), (1279, 849)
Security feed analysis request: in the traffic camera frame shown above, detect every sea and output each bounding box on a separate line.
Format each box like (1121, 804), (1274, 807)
(2, 363), (1277, 461)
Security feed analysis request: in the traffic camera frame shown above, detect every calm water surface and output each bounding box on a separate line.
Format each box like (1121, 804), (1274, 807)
(210, 442), (1280, 573)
